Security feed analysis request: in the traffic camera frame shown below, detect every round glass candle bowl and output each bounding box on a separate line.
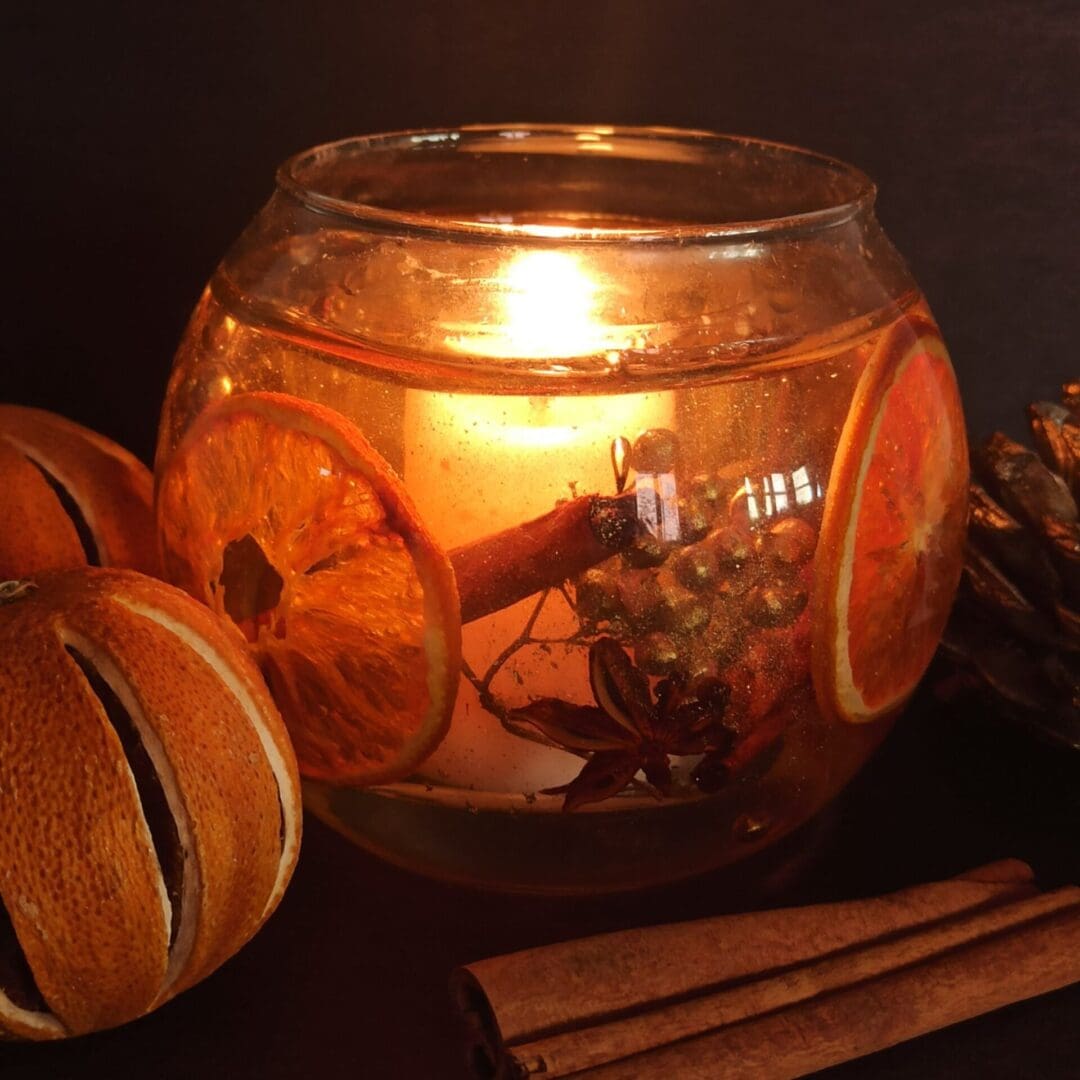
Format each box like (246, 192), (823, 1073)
(155, 126), (968, 893)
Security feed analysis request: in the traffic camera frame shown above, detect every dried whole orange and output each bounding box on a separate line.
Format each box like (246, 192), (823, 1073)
(811, 315), (969, 724)
(156, 391), (461, 785)
(0, 567), (302, 1039)
(0, 405), (159, 579)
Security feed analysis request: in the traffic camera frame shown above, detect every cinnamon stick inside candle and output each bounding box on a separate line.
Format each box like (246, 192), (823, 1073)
(450, 492), (637, 624)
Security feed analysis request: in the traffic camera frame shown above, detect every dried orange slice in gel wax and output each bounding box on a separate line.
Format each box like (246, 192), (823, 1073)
(156, 392), (461, 783)
(811, 315), (968, 724)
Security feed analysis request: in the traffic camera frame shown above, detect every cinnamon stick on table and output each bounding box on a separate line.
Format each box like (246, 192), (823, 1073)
(516, 886), (1079, 1079)
(453, 860), (1033, 1054)
(451, 860), (1080, 1080)
(580, 893), (1080, 1080)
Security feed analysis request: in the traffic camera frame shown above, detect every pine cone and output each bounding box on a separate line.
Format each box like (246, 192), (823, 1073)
(939, 380), (1080, 750)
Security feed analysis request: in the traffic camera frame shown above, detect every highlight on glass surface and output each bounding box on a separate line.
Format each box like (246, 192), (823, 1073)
(154, 125), (969, 892)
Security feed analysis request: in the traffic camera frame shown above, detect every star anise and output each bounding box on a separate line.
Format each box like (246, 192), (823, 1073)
(508, 636), (735, 811)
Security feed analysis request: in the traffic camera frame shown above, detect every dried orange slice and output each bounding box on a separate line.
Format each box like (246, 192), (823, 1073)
(156, 392), (461, 783)
(811, 315), (968, 724)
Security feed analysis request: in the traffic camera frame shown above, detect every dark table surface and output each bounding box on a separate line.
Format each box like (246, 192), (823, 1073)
(1, 683), (1077, 1080)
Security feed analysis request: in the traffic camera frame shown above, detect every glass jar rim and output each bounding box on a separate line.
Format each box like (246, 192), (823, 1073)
(276, 124), (877, 244)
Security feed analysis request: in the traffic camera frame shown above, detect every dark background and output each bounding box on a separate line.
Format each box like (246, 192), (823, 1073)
(1, 2), (1078, 1078)
(3, 0), (1078, 458)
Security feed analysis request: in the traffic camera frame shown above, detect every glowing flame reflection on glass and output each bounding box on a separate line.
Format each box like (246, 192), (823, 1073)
(443, 250), (634, 359)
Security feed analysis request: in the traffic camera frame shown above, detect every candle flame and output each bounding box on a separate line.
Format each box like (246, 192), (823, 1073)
(501, 251), (606, 358)
(444, 250), (639, 360)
